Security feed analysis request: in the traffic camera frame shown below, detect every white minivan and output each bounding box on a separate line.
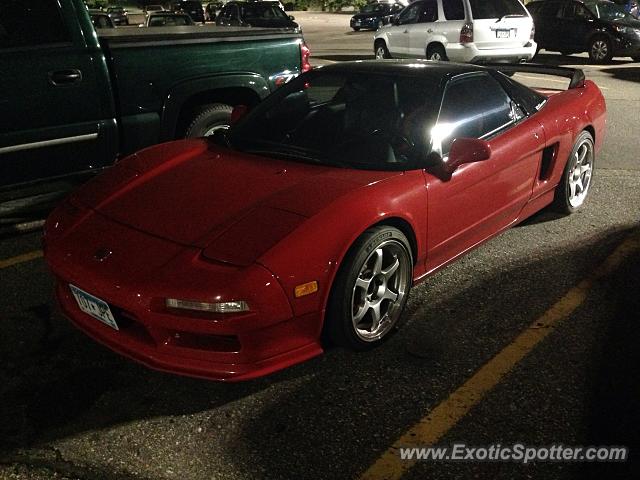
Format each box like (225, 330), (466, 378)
(374, 0), (537, 63)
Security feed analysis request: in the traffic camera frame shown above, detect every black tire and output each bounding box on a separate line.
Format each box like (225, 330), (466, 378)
(352, 26), (361, 31)
(374, 40), (391, 59)
(326, 226), (413, 350)
(184, 103), (233, 138)
(553, 130), (595, 214)
(588, 35), (613, 63)
(426, 44), (448, 61)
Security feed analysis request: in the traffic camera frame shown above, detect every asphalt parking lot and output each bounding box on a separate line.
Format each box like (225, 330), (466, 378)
(2, 11), (640, 480)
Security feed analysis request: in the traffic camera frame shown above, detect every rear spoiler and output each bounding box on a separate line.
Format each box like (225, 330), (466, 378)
(482, 63), (586, 89)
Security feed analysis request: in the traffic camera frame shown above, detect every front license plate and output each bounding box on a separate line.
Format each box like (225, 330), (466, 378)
(355, 21), (361, 26)
(496, 29), (511, 38)
(69, 284), (118, 330)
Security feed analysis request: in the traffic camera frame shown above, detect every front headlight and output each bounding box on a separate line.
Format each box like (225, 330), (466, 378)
(166, 298), (249, 313)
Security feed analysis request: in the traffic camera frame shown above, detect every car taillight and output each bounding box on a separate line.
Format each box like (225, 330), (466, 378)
(460, 22), (473, 44)
(530, 23), (535, 40)
(300, 42), (312, 73)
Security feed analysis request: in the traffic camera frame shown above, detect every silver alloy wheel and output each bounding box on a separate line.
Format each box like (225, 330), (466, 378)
(591, 40), (608, 61)
(375, 45), (386, 59)
(203, 124), (230, 137)
(350, 240), (410, 342)
(429, 51), (442, 61)
(567, 136), (594, 208)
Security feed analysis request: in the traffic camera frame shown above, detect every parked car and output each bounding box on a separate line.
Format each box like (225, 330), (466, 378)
(0, 0), (311, 209)
(612, 0), (640, 18)
(374, 0), (537, 63)
(106, 6), (128, 25)
(172, 0), (205, 23)
(350, 1), (405, 31)
(144, 4), (166, 13)
(216, 1), (298, 29)
(205, 2), (223, 21)
(44, 60), (606, 381)
(89, 9), (115, 28)
(527, 0), (640, 62)
(145, 11), (196, 26)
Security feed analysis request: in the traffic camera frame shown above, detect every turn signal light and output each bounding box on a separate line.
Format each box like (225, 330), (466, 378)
(300, 42), (312, 72)
(294, 281), (318, 298)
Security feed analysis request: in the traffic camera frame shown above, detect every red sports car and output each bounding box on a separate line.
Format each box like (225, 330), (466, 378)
(44, 61), (606, 381)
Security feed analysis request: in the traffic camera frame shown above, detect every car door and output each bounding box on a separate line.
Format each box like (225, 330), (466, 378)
(0, 0), (117, 189)
(407, 0), (438, 57)
(424, 72), (544, 272)
(557, 1), (595, 52)
(387, 2), (422, 57)
(533, 0), (564, 50)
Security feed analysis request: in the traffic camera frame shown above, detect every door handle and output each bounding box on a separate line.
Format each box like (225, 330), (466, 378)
(403, 29), (409, 33)
(48, 69), (82, 86)
(427, 28), (433, 33)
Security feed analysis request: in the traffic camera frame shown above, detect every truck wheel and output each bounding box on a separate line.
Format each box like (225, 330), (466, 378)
(185, 104), (233, 138)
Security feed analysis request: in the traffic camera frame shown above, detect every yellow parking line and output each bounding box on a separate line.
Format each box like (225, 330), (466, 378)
(360, 231), (640, 480)
(0, 250), (43, 269)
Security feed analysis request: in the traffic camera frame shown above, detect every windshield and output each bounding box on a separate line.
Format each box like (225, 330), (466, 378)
(242, 4), (287, 19)
(361, 4), (386, 13)
(226, 70), (441, 171)
(587, 1), (636, 20)
(468, 0), (526, 19)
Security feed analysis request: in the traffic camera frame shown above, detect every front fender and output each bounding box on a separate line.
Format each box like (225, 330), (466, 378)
(258, 170), (428, 321)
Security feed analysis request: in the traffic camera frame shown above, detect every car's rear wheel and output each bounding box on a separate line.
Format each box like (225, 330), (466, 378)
(185, 103), (233, 138)
(326, 226), (412, 350)
(588, 36), (613, 63)
(375, 40), (391, 59)
(553, 130), (595, 214)
(426, 44), (447, 61)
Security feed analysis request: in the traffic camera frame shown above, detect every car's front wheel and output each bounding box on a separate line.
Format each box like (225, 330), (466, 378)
(326, 226), (413, 350)
(588, 35), (613, 63)
(553, 130), (595, 214)
(375, 40), (391, 59)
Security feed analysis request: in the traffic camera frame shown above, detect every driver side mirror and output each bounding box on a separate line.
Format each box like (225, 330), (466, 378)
(230, 104), (249, 125)
(443, 137), (491, 174)
(289, 15), (295, 20)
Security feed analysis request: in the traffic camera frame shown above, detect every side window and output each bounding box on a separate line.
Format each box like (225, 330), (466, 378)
(540, 1), (562, 17)
(0, 0), (70, 49)
(398, 3), (422, 24)
(418, 0), (438, 23)
(442, 0), (465, 20)
(434, 74), (514, 155)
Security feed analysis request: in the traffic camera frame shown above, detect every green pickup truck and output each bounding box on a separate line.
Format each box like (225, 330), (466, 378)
(0, 0), (309, 213)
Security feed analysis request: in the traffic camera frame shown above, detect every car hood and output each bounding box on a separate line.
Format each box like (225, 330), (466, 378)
(611, 17), (640, 28)
(70, 140), (401, 252)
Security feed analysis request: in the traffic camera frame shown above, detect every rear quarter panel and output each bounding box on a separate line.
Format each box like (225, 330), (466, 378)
(532, 80), (606, 195)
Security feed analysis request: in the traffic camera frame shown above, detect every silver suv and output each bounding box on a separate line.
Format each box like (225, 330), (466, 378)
(374, 0), (537, 63)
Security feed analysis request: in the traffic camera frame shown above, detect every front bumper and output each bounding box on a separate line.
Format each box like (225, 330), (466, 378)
(446, 41), (537, 63)
(45, 206), (323, 381)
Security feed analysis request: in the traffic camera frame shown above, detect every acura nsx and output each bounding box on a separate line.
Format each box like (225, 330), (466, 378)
(44, 61), (606, 381)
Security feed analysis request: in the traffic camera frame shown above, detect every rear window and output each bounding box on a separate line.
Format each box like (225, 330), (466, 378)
(468, 0), (527, 19)
(443, 0), (465, 20)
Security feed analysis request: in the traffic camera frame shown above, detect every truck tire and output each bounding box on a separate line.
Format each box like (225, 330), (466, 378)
(185, 103), (233, 138)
